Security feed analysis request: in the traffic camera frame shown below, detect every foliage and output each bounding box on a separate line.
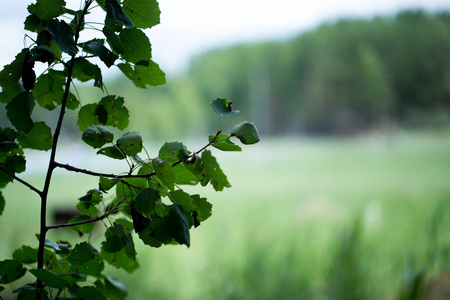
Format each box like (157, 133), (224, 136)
(0, 0), (259, 298)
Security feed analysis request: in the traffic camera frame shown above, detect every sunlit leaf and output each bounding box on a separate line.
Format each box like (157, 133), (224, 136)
(158, 142), (184, 164)
(119, 28), (151, 64)
(103, 25), (126, 54)
(35, 0), (65, 20)
(78, 103), (101, 132)
(134, 60), (166, 87)
(98, 95), (129, 130)
(117, 63), (146, 88)
(191, 194), (212, 223)
(230, 121), (260, 145)
(123, 0), (160, 29)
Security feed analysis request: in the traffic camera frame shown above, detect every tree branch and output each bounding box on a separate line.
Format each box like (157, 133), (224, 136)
(0, 167), (41, 195)
(54, 162), (155, 179)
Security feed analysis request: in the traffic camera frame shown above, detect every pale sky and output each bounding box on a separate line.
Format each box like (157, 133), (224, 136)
(1, 0), (450, 76)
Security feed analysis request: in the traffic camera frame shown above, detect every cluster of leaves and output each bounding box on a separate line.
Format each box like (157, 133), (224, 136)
(0, 0), (259, 299)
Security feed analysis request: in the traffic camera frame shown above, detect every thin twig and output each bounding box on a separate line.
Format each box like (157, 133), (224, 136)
(0, 167), (41, 195)
(54, 162), (155, 179)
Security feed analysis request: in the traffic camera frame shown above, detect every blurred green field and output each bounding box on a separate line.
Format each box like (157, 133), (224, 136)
(1, 130), (450, 299)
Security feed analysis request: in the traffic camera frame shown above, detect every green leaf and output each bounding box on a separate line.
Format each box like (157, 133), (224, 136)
(88, 42), (118, 68)
(152, 158), (175, 190)
(134, 188), (159, 214)
(66, 92), (80, 110)
(76, 201), (98, 217)
(82, 125), (114, 149)
(97, 146), (126, 160)
(211, 98), (240, 116)
(12, 246), (37, 264)
(68, 215), (95, 234)
(191, 194), (212, 223)
(105, 0), (134, 29)
(201, 150), (231, 191)
(158, 142), (184, 164)
(78, 103), (101, 131)
(0, 49), (28, 97)
(137, 224), (162, 248)
(78, 189), (103, 204)
(35, 0), (65, 20)
(76, 286), (107, 300)
(32, 69), (66, 110)
(4, 155), (26, 175)
(0, 259), (27, 284)
(101, 248), (138, 273)
(210, 132), (242, 151)
(29, 269), (70, 288)
(230, 121), (260, 145)
(72, 58), (102, 83)
(0, 192), (4, 216)
(105, 276), (128, 300)
(134, 60), (166, 87)
(168, 190), (195, 212)
(6, 92), (34, 133)
(98, 96), (129, 130)
(44, 239), (70, 254)
(24, 14), (48, 33)
(17, 122), (53, 150)
(117, 63), (146, 88)
(166, 205), (190, 247)
(102, 235), (124, 253)
(116, 131), (143, 155)
(31, 45), (55, 65)
(122, 0), (160, 29)
(99, 176), (120, 192)
(119, 28), (151, 64)
(47, 19), (78, 56)
(103, 25), (126, 54)
(68, 242), (96, 265)
(173, 165), (200, 185)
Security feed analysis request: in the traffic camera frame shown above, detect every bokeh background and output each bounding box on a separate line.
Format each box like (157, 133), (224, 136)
(1, 1), (450, 299)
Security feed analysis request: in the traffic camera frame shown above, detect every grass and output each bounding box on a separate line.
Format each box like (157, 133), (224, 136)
(1, 130), (450, 299)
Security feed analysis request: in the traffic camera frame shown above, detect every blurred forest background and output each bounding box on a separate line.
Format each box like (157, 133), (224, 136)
(2, 8), (450, 300)
(78, 9), (450, 139)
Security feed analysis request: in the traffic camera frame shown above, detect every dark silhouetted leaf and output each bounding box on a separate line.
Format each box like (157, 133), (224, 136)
(103, 25), (126, 54)
(31, 45), (55, 65)
(0, 259), (27, 284)
(106, 0), (134, 29)
(29, 269), (70, 288)
(0, 192), (4, 216)
(97, 146), (126, 160)
(6, 92), (34, 133)
(47, 19), (78, 56)
(134, 188), (159, 214)
(76, 286), (106, 300)
(88, 42), (118, 68)
(12, 246), (37, 264)
(230, 121), (260, 145)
